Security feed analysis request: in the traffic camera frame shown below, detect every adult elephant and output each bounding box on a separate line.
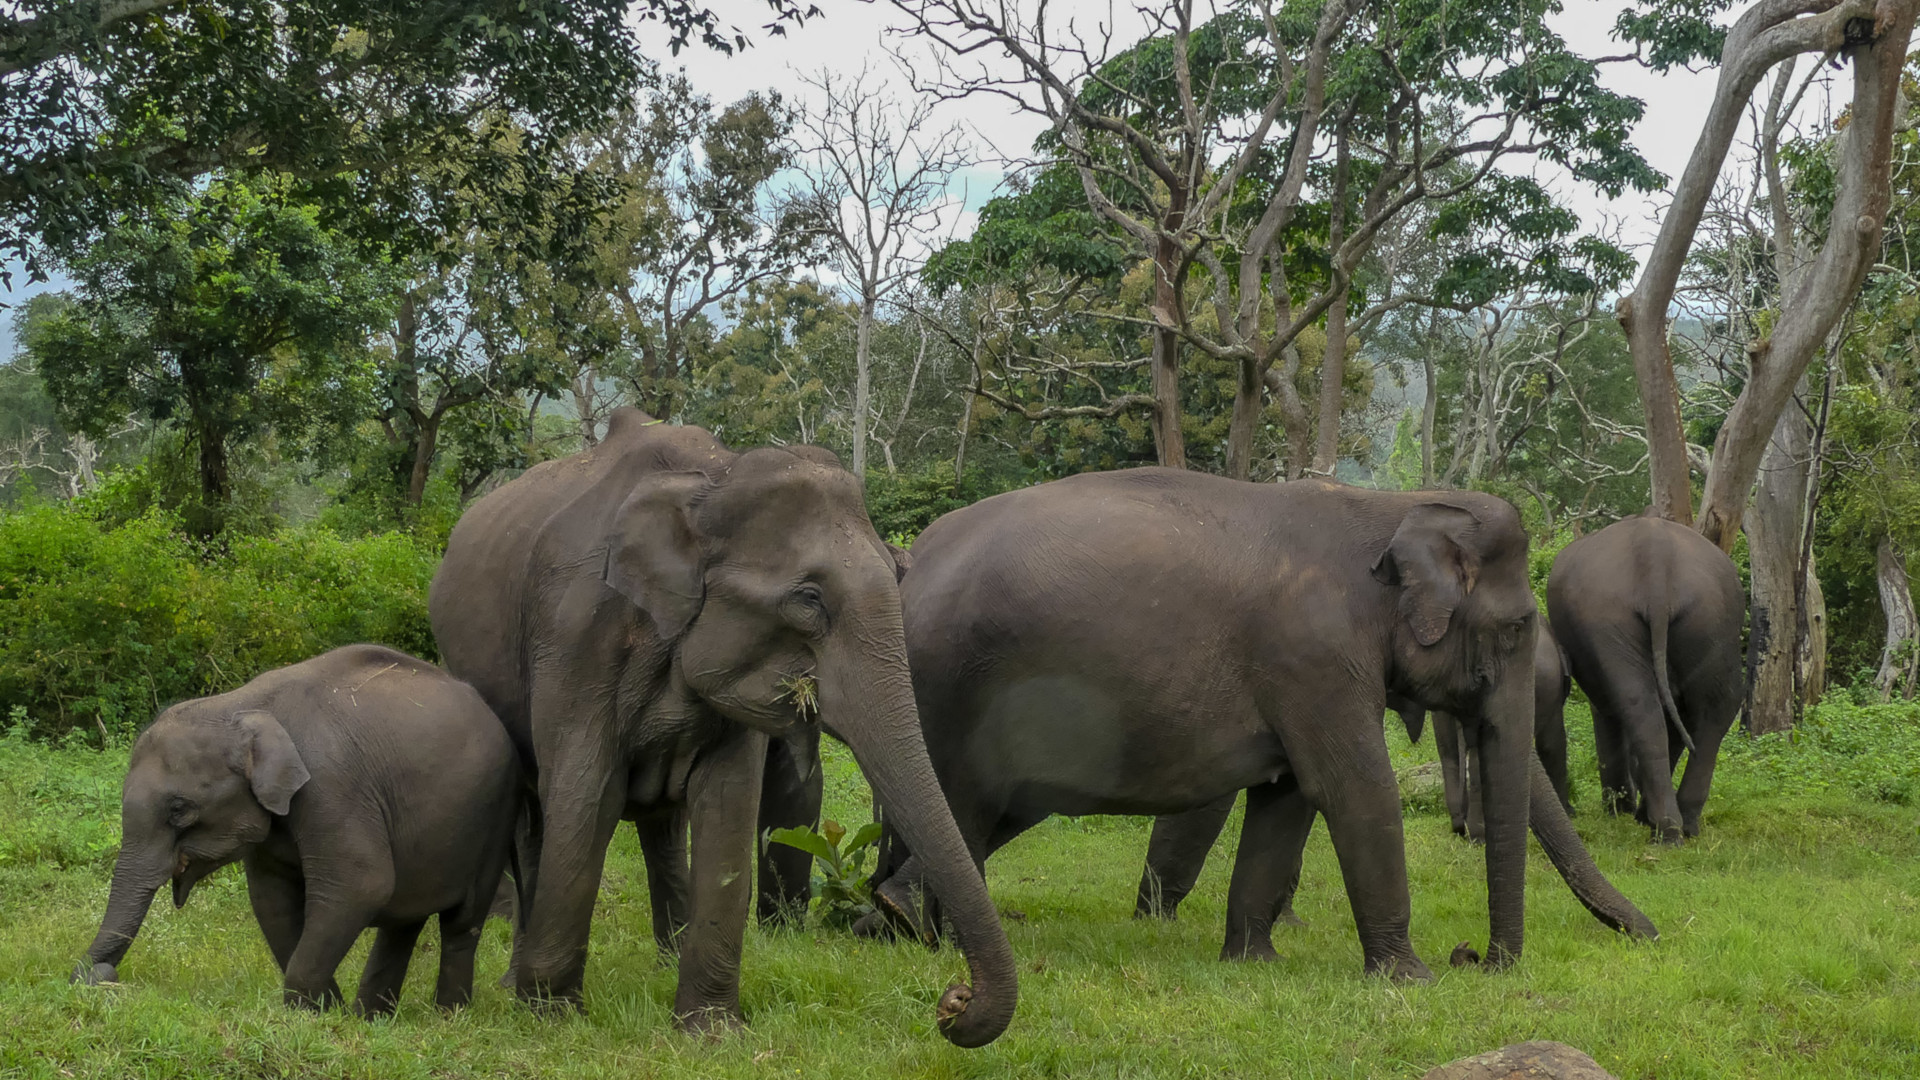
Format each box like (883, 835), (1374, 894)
(871, 470), (1653, 978)
(1547, 516), (1744, 844)
(429, 408), (1014, 1045)
(1132, 617), (1578, 932)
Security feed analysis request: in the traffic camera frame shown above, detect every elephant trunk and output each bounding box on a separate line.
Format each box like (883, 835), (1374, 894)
(1527, 755), (1659, 938)
(818, 630), (1017, 1048)
(75, 839), (168, 983)
(1476, 657), (1533, 968)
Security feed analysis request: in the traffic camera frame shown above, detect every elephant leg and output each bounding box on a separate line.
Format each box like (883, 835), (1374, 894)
(1287, 703), (1430, 980)
(1136, 794), (1236, 920)
(284, 900), (378, 1010)
(353, 920), (425, 1017)
(1595, 656), (1683, 842)
(1463, 722), (1487, 845)
(1675, 713), (1731, 839)
(1432, 711), (1470, 838)
(634, 807), (691, 955)
(1221, 779), (1314, 961)
(757, 729), (822, 927)
(674, 726), (768, 1035)
(1536, 703), (1573, 817)
(500, 794), (543, 990)
(244, 862), (305, 975)
(516, 724), (627, 1007)
(434, 892), (492, 1011)
(1591, 700), (1636, 818)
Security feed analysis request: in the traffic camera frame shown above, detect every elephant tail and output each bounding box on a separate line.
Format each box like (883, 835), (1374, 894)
(1648, 596), (1697, 755)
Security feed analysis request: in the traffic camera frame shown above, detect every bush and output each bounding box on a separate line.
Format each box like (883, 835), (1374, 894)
(1717, 694), (1920, 807)
(862, 464), (1009, 546)
(0, 497), (438, 742)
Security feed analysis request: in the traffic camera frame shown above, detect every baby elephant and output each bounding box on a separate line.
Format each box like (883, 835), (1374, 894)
(72, 645), (519, 1016)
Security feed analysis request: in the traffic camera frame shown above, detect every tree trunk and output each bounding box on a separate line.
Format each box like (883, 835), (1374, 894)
(1149, 196), (1187, 470)
(954, 327), (978, 492)
(1310, 291), (1350, 478)
(1745, 394), (1811, 735)
(1421, 347), (1437, 488)
(852, 291), (875, 487)
(1877, 536), (1919, 699)
(406, 413), (440, 507)
(1694, 2), (1919, 550)
(1224, 357), (1263, 481)
(1801, 550), (1827, 704)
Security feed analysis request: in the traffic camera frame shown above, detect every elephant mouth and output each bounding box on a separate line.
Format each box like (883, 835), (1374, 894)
(776, 672), (820, 724)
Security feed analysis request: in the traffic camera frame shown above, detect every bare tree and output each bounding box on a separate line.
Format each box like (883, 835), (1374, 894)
(891, 0), (1653, 480)
(1618, 0), (1919, 546)
(794, 65), (972, 485)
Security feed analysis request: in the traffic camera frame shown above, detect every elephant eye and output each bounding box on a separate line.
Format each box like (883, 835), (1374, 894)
(794, 583), (825, 611)
(167, 795), (198, 830)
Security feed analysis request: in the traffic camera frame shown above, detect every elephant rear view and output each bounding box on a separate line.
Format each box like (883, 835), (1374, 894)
(1547, 516), (1745, 843)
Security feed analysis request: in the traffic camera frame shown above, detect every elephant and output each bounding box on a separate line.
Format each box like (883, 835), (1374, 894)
(73, 645), (518, 1016)
(428, 408), (1014, 1045)
(1131, 617), (1576, 928)
(1547, 515), (1745, 843)
(865, 470), (1655, 978)
(1425, 615), (1575, 842)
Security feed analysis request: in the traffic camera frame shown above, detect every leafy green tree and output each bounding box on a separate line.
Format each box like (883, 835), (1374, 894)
(23, 175), (393, 534)
(0, 0), (818, 283)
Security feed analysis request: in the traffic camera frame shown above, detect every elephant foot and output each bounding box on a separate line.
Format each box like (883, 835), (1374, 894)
(516, 982), (585, 1017)
(1220, 939), (1280, 963)
(871, 876), (934, 944)
(1133, 900), (1182, 921)
(1275, 906), (1307, 928)
(71, 961), (119, 986)
(283, 983), (343, 1011)
(1448, 941), (1481, 967)
(1365, 953), (1433, 982)
(497, 968), (515, 989)
(850, 910), (896, 940)
(676, 1004), (745, 1038)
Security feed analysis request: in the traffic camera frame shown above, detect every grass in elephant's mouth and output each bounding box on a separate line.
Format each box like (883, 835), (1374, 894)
(3, 700), (1919, 1079)
(778, 674), (819, 721)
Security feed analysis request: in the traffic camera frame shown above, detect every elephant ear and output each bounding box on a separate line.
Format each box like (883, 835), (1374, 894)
(1371, 504), (1482, 647)
(234, 711), (309, 816)
(604, 471), (711, 640)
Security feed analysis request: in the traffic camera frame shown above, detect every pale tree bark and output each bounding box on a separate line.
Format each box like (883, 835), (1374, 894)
(1875, 536), (1919, 699)
(1310, 119), (1355, 478)
(1619, 0), (1905, 530)
(797, 65), (970, 488)
(853, 291), (876, 481)
(1745, 390), (1812, 733)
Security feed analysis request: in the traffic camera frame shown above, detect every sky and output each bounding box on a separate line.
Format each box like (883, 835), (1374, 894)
(0, 1), (1851, 357)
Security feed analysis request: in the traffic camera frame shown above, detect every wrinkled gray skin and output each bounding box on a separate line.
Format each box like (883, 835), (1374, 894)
(1548, 517), (1745, 844)
(1133, 619), (1583, 935)
(872, 470), (1602, 978)
(1430, 618), (1576, 840)
(74, 646), (517, 1016)
(429, 409), (1014, 1045)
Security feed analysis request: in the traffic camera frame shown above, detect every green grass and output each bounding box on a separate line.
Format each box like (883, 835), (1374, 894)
(2, 701), (1918, 1079)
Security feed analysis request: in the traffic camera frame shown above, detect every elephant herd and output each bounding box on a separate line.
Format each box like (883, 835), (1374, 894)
(71, 410), (1750, 1049)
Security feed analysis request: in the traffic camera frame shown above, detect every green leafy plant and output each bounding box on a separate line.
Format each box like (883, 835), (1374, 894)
(766, 818), (882, 930)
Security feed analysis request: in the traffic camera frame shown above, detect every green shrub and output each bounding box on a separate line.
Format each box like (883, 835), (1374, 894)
(0, 710), (125, 871)
(1717, 694), (1920, 806)
(862, 463), (1009, 546)
(0, 498), (438, 742)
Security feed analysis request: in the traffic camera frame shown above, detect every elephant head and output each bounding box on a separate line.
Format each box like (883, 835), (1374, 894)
(75, 709), (308, 984)
(601, 447), (1016, 1046)
(1372, 499), (1537, 966)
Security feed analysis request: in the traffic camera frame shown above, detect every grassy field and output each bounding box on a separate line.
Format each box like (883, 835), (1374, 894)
(1, 700), (1917, 1079)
